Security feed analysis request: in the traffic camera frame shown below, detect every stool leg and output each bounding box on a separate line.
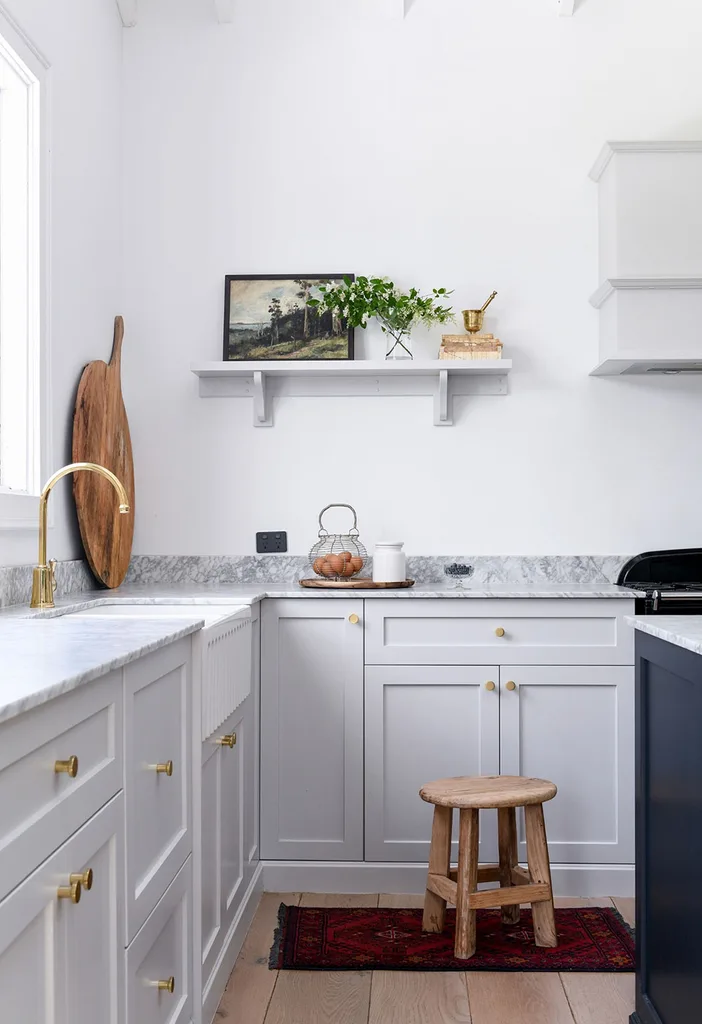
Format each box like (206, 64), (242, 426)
(498, 806), (521, 925)
(455, 807), (479, 959)
(422, 805), (452, 933)
(524, 803), (557, 948)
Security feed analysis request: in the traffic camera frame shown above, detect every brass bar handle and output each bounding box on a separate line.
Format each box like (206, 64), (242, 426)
(157, 977), (175, 994)
(216, 734), (236, 748)
(155, 761), (173, 776)
(506, 680), (517, 691)
(55, 756), (79, 778)
(485, 681), (496, 691)
(349, 613), (360, 624)
(70, 868), (93, 891)
(57, 880), (81, 904)
(495, 627), (505, 638)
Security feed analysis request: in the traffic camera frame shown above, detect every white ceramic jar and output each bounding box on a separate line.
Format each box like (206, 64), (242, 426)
(372, 541), (406, 584)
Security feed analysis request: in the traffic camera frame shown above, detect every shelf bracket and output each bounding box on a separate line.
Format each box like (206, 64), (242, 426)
(115, 0), (137, 27)
(433, 369), (452, 426)
(252, 371), (272, 427)
(214, 0), (235, 23)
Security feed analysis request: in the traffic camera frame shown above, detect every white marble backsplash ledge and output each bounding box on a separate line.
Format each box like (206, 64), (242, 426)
(1, 554), (633, 607)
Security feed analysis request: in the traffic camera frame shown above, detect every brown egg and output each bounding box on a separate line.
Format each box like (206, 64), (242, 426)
(338, 551), (353, 563)
(350, 556), (364, 572)
(326, 554), (344, 575)
(341, 561), (356, 578)
(319, 560), (336, 577)
(312, 557), (326, 576)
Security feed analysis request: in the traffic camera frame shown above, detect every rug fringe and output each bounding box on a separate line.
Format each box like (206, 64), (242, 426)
(610, 905), (635, 941)
(268, 903), (289, 970)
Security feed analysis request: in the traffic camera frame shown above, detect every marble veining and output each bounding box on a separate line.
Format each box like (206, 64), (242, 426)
(0, 615), (204, 724)
(0, 559), (95, 608)
(125, 554), (632, 587)
(1, 554), (633, 608)
(627, 615), (702, 657)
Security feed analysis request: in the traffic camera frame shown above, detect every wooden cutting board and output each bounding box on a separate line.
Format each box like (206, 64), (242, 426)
(72, 316), (135, 588)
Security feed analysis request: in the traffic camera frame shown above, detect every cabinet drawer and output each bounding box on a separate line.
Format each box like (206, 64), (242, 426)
(0, 794), (124, 1024)
(364, 599), (635, 666)
(124, 639), (192, 943)
(0, 671), (122, 899)
(126, 856), (192, 1024)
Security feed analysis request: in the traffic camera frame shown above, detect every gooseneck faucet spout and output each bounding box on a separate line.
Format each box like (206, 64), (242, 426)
(31, 462), (130, 609)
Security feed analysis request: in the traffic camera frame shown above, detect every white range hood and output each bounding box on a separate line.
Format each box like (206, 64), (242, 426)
(589, 143), (702, 376)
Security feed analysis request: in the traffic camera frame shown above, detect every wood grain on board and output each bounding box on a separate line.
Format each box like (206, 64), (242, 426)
(72, 316), (135, 588)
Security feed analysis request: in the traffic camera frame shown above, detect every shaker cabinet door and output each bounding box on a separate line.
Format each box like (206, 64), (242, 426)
(0, 795), (124, 1024)
(261, 599), (364, 860)
(200, 703), (245, 1021)
(364, 665), (500, 862)
(124, 639), (192, 943)
(499, 665), (634, 864)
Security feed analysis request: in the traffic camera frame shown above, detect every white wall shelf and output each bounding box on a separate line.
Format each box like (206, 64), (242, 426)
(191, 359), (511, 427)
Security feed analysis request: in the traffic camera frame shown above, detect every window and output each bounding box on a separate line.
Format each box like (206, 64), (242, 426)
(0, 20), (44, 528)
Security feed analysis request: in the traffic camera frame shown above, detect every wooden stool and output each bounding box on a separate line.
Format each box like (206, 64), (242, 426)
(420, 774), (558, 960)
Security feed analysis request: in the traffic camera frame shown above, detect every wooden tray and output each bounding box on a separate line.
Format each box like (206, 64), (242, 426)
(299, 578), (415, 590)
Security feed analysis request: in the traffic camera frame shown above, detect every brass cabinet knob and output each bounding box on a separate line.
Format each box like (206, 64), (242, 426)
(57, 880), (81, 904)
(155, 761), (173, 776)
(55, 756), (79, 778)
(216, 734), (236, 748)
(71, 868), (93, 891)
(485, 681), (496, 691)
(348, 613), (360, 625)
(157, 977), (175, 994)
(495, 627), (505, 638)
(506, 680), (517, 691)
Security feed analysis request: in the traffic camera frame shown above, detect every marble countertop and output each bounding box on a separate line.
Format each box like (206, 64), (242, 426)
(0, 614), (204, 724)
(627, 615), (702, 657)
(10, 581), (642, 613)
(0, 580), (640, 725)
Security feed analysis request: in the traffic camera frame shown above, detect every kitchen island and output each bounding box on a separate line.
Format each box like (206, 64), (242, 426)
(628, 616), (702, 1024)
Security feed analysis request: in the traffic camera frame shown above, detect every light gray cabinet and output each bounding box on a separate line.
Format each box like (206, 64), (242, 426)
(364, 665), (500, 862)
(261, 599), (364, 860)
(499, 665), (634, 864)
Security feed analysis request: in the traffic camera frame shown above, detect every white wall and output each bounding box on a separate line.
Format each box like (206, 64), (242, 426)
(0, 0), (123, 565)
(122, 0), (702, 556)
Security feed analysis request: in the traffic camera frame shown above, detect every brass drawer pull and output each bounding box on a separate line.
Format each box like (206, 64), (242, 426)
(216, 734), (236, 748)
(485, 681), (496, 691)
(506, 680), (517, 691)
(349, 613), (360, 625)
(57, 880), (81, 904)
(157, 977), (175, 994)
(70, 868), (93, 891)
(495, 627), (505, 638)
(55, 756), (79, 778)
(155, 761), (173, 776)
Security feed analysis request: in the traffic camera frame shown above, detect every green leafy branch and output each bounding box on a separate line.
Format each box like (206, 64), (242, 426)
(307, 276), (454, 346)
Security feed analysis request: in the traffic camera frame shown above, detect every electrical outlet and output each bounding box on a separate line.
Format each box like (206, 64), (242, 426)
(256, 531), (288, 554)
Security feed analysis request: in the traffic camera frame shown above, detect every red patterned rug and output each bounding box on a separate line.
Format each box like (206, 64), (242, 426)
(270, 905), (634, 972)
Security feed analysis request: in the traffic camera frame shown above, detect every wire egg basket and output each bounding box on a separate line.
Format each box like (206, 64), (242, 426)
(309, 504), (368, 581)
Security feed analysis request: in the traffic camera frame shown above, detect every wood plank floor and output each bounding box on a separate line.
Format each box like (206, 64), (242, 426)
(216, 894), (635, 1024)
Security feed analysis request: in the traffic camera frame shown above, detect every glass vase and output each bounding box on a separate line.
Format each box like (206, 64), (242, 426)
(385, 334), (413, 360)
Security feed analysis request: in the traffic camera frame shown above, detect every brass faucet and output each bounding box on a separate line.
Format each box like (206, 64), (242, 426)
(30, 462), (130, 610)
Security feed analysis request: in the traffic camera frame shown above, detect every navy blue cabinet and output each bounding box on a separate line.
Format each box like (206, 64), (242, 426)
(632, 632), (702, 1024)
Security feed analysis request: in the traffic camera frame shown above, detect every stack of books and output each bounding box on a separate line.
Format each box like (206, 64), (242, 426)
(439, 333), (503, 360)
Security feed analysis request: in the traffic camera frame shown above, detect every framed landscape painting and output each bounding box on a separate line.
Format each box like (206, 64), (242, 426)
(223, 274), (355, 361)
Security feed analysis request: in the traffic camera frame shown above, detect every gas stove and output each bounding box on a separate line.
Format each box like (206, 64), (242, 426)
(617, 550), (702, 614)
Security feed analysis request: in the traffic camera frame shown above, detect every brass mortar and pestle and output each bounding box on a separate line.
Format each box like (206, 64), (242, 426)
(462, 291), (497, 333)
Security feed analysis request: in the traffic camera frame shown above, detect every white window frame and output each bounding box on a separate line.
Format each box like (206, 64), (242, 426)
(0, 9), (49, 530)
